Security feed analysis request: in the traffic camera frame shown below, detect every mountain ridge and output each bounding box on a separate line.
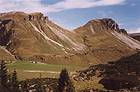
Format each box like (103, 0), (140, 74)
(0, 12), (139, 65)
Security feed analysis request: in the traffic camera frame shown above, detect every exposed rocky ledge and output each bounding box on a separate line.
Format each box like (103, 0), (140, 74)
(0, 11), (49, 22)
(75, 18), (128, 36)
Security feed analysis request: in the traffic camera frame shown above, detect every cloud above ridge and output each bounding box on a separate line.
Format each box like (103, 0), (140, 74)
(0, 0), (126, 13)
(46, 0), (126, 12)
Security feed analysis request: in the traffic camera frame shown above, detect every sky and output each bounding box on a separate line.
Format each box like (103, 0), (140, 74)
(0, 0), (140, 33)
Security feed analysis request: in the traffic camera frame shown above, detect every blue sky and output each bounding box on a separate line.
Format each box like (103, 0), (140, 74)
(0, 0), (140, 33)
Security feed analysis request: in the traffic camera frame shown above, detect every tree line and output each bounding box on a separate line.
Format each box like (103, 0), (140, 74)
(0, 60), (75, 92)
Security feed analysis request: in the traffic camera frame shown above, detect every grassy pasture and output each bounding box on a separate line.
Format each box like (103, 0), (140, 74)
(7, 61), (104, 90)
(7, 61), (84, 80)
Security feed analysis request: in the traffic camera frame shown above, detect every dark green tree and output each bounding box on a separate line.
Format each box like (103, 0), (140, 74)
(11, 69), (19, 92)
(0, 60), (11, 92)
(57, 68), (75, 92)
(0, 60), (8, 86)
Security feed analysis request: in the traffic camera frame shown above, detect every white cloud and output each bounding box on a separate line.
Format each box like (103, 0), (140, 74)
(46, 0), (126, 13)
(129, 28), (140, 33)
(0, 0), (46, 13)
(0, 0), (126, 13)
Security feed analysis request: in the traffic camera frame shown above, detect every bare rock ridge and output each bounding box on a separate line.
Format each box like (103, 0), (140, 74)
(0, 12), (48, 21)
(0, 12), (139, 65)
(74, 18), (127, 36)
(100, 18), (127, 34)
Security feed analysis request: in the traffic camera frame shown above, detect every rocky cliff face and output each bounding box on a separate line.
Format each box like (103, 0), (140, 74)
(74, 18), (127, 35)
(0, 12), (139, 65)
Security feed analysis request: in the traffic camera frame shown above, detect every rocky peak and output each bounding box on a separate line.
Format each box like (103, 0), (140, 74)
(26, 12), (48, 22)
(119, 29), (127, 34)
(87, 18), (120, 31)
(0, 11), (49, 22)
(75, 18), (127, 35)
(28, 12), (45, 21)
(100, 18), (119, 31)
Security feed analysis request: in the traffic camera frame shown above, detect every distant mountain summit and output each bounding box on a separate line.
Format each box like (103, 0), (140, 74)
(0, 12), (140, 65)
(129, 33), (140, 41)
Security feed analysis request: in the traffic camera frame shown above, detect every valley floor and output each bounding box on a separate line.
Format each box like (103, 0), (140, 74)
(7, 61), (85, 80)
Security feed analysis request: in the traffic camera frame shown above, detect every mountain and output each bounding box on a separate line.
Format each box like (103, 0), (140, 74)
(0, 12), (86, 64)
(74, 18), (140, 63)
(129, 33), (140, 41)
(0, 12), (140, 65)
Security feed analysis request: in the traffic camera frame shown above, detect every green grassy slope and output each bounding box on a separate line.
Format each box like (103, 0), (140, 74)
(7, 61), (84, 80)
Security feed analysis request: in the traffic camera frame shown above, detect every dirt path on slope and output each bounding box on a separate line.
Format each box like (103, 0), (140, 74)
(23, 70), (60, 74)
(23, 70), (76, 75)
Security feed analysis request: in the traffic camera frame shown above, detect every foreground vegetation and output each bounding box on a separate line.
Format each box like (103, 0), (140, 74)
(0, 60), (75, 92)
(73, 77), (104, 91)
(2, 51), (139, 92)
(74, 51), (140, 91)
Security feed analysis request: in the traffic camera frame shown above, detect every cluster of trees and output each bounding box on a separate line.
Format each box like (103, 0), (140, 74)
(0, 60), (75, 92)
(0, 60), (19, 92)
(57, 69), (75, 92)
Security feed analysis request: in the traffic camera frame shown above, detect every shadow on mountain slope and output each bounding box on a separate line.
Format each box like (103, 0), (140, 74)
(74, 51), (140, 91)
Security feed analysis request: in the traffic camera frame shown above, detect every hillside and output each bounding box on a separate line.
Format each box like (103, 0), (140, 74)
(73, 51), (140, 91)
(129, 33), (140, 41)
(0, 12), (140, 65)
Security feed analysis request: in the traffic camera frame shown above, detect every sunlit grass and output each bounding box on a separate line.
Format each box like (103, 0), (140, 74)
(7, 61), (84, 80)
(73, 77), (105, 91)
